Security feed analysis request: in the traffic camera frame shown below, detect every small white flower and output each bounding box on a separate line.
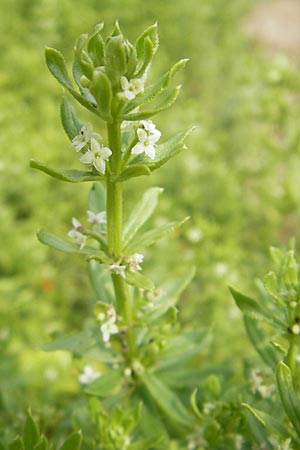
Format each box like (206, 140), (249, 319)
(131, 128), (160, 160)
(121, 76), (144, 100)
(68, 217), (86, 249)
(78, 365), (101, 385)
(127, 253), (144, 272)
(71, 123), (102, 152)
(100, 316), (119, 343)
(87, 210), (107, 225)
(109, 262), (126, 279)
(80, 137), (112, 174)
(139, 120), (161, 141)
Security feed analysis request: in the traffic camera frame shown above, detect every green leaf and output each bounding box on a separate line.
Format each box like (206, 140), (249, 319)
(124, 59), (188, 114)
(155, 329), (211, 371)
(242, 404), (290, 439)
(125, 271), (154, 291)
(124, 217), (189, 254)
(23, 410), (40, 450)
(30, 160), (104, 183)
(229, 286), (285, 328)
(147, 268), (195, 321)
(264, 271), (283, 305)
(42, 330), (97, 353)
(84, 369), (123, 397)
(122, 187), (163, 249)
(146, 127), (195, 171)
(34, 436), (48, 450)
(88, 183), (106, 212)
(45, 47), (97, 114)
(37, 229), (94, 255)
(60, 94), (83, 140)
(123, 85), (181, 121)
(276, 361), (300, 438)
(135, 23), (159, 78)
(88, 27), (104, 66)
(89, 68), (113, 121)
(59, 431), (82, 450)
(104, 35), (127, 86)
(140, 371), (194, 429)
(8, 437), (23, 450)
(115, 164), (151, 182)
(87, 260), (114, 302)
(45, 47), (74, 90)
(244, 317), (280, 369)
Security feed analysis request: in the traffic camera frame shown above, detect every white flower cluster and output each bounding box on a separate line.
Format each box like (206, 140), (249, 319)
(131, 120), (161, 160)
(71, 123), (112, 174)
(109, 253), (144, 279)
(78, 365), (101, 385)
(68, 210), (107, 249)
(97, 306), (119, 343)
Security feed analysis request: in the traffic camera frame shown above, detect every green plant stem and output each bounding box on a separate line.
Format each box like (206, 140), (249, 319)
(106, 120), (136, 360)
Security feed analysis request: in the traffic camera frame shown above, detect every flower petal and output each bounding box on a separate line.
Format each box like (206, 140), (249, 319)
(80, 151), (94, 164)
(93, 158), (106, 174)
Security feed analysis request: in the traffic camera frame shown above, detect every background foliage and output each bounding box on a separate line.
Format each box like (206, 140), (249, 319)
(1, 0), (300, 447)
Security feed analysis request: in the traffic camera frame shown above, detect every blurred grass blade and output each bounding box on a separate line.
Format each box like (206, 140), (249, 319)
(59, 431), (82, 450)
(23, 410), (40, 450)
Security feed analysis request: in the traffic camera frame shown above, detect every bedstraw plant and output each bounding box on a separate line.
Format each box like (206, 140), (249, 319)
(29, 21), (209, 449)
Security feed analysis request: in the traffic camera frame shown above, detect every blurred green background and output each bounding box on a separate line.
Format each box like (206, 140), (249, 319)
(1, 0), (300, 442)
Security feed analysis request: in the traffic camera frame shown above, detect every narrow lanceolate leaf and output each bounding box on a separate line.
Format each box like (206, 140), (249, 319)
(123, 85), (181, 121)
(115, 164), (151, 182)
(229, 286), (285, 328)
(30, 160), (104, 183)
(23, 410), (40, 450)
(124, 217), (189, 254)
(60, 94), (83, 140)
(124, 59), (188, 114)
(59, 431), (82, 450)
(45, 47), (97, 114)
(147, 127), (196, 171)
(125, 271), (155, 291)
(42, 331), (97, 353)
(34, 435), (48, 450)
(140, 371), (194, 429)
(37, 229), (95, 255)
(276, 361), (300, 438)
(244, 317), (279, 369)
(148, 268), (196, 320)
(122, 187), (163, 249)
(134, 23), (159, 78)
(84, 369), (123, 397)
(242, 404), (290, 439)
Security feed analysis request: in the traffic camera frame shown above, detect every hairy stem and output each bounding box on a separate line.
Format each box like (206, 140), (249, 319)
(106, 120), (136, 359)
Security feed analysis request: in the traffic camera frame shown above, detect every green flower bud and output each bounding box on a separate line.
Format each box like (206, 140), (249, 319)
(80, 75), (91, 88)
(89, 67), (113, 121)
(104, 34), (127, 88)
(88, 26), (105, 67)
